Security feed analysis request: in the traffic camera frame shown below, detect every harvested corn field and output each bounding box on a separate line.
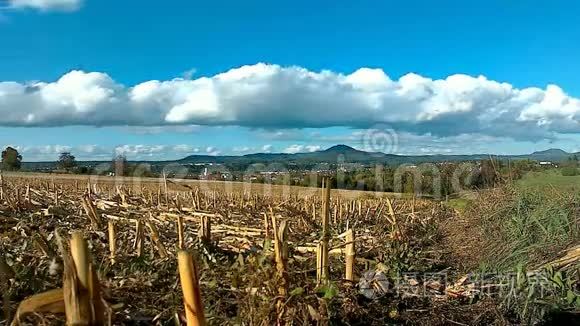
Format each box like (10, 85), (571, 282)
(0, 174), (578, 325)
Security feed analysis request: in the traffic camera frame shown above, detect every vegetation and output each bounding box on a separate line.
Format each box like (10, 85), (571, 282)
(112, 154), (128, 176)
(1, 146), (22, 171)
(0, 173), (576, 325)
(1, 145), (578, 325)
(0, 175), (451, 324)
(441, 184), (579, 324)
(468, 187), (578, 270)
(518, 170), (580, 191)
(56, 152), (77, 171)
(561, 166), (579, 176)
(11, 145), (580, 201)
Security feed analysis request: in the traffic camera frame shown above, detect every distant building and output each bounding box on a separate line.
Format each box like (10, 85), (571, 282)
(539, 161), (558, 168)
(199, 165), (231, 180)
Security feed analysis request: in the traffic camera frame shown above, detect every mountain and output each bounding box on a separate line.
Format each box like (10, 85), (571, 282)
(21, 145), (579, 170)
(300, 145), (387, 162)
(178, 144), (389, 165)
(532, 148), (568, 155)
(177, 144), (579, 166)
(524, 148), (570, 161)
(323, 144), (364, 153)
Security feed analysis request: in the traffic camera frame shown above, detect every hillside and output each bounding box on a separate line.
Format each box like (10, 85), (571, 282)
(21, 145), (579, 170)
(177, 144), (578, 166)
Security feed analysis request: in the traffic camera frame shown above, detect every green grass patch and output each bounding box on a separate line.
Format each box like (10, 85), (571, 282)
(446, 198), (470, 214)
(517, 169), (580, 191)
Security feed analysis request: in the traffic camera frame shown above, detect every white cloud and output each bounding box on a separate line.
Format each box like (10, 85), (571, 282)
(282, 144), (320, 154)
(305, 145), (321, 152)
(283, 144), (304, 154)
(172, 144), (198, 153)
(114, 144), (167, 157)
(261, 144), (273, 153)
(2, 63), (580, 141)
(204, 146), (220, 156)
(8, 0), (82, 11)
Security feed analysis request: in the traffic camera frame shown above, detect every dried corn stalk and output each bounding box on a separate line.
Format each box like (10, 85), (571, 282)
(134, 219), (144, 257)
(81, 194), (101, 228)
(146, 219), (168, 258)
(177, 215), (185, 249)
(177, 251), (206, 326)
(108, 221), (117, 264)
(10, 289), (66, 326)
(317, 179), (331, 284)
(11, 232), (107, 325)
(345, 229), (355, 282)
(198, 215), (211, 243)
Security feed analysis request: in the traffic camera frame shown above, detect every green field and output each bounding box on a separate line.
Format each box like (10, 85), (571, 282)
(447, 169), (580, 214)
(517, 169), (580, 190)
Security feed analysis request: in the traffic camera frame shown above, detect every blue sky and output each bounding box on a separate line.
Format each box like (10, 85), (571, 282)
(1, 0), (580, 160)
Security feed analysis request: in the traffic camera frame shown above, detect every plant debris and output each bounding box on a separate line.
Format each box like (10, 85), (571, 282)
(0, 175), (577, 325)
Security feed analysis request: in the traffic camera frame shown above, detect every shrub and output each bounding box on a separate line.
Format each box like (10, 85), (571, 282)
(560, 167), (579, 176)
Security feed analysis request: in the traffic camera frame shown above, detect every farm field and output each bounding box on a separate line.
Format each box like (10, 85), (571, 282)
(4, 0), (580, 324)
(0, 174), (578, 325)
(0, 171), (411, 201)
(517, 170), (580, 190)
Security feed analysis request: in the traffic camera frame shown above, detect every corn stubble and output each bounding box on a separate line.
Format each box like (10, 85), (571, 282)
(0, 174), (576, 325)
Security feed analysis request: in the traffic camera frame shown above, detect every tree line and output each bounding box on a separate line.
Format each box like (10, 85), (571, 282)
(0, 147), (153, 177)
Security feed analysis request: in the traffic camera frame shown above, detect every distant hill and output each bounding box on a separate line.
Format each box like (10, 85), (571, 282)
(177, 144), (390, 165)
(522, 148), (571, 161)
(177, 144), (579, 166)
(21, 145), (579, 170)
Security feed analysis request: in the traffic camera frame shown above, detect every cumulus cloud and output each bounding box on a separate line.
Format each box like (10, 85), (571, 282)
(305, 145), (321, 152)
(283, 144), (321, 154)
(283, 145), (304, 154)
(2, 63), (580, 140)
(8, 0), (82, 11)
(204, 146), (220, 156)
(261, 144), (273, 153)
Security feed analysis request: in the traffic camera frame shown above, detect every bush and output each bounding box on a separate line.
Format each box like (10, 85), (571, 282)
(560, 167), (579, 176)
(2, 146), (22, 171)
